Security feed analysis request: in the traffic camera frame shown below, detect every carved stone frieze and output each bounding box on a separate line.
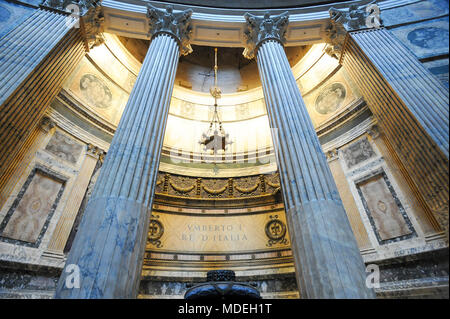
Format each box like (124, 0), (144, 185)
(154, 172), (281, 200)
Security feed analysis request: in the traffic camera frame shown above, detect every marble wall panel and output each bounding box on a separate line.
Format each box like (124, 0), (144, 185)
(356, 171), (416, 244)
(422, 58), (449, 88)
(341, 137), (376, 169)
(44, 131), (83, 165)
(87, 45), (137, 92)
(0, 168), (65, 245)
(390, 17), (449, 59)
(382, 0), (448, 27)
(167, 96), (267, 122)
(147, 210), (290, 253)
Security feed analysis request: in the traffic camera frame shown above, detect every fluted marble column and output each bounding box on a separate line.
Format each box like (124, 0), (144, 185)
(55, 5), (193, 299)
(0, 7), (85, 198)
(324, 3), (449, 232)
(243, 12), (374, 298)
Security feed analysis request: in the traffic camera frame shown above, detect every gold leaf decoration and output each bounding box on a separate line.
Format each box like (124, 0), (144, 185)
(235, 181), (260, 193)
(169, 181), (195, 193)
(202, 184), (228, 195)
(266, 180), (280, 188)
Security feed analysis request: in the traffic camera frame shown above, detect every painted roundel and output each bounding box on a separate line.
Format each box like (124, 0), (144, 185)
(0, 5), (11, 23)
(314, 82), (346, 115)
(407, 27), (449, 49)
(79, 74), (112, 109)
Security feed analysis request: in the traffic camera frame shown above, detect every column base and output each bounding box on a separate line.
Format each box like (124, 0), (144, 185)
(286, 199), (375, 299)
(55, 196), (151, 299)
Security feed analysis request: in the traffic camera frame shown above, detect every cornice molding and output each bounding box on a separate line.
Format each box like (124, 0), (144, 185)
(100, 0), (416, 47)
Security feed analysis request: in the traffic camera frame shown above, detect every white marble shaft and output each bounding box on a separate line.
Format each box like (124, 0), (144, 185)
(0, 9), (69, 105)
(55, 6), (189, 297)
(350, 29), (449, 158)
(245, 13), (374, 298)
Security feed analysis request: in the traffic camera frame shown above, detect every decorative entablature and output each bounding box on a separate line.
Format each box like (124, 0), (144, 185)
(323, 1), (383, 61)
(153, 171), (282, 207)
(98, 0), (405, 49)
(41, 0), (104, 50)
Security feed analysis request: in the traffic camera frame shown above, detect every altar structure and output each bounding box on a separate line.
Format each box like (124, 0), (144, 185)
(0, 0), (448, 299)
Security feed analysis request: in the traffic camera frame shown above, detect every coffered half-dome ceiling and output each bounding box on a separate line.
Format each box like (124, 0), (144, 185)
(117, 36), (312, 93)
(57, 33), (361, 177)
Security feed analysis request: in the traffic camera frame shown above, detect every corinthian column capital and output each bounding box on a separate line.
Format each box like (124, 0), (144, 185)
(41, 1), (105, 50)
(242, 11), (289, 59)
(323, 1), (382, 60)
(81, 2), (105, 49)
(146, 5), (193, 56)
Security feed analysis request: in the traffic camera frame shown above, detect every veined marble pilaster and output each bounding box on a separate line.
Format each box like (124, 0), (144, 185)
(0, 9), (85, 210)
(323, 3), (449, 233)
(244, 12), (374, 299)
(55, 5), (193, 298)
(44, 144), (104, 257)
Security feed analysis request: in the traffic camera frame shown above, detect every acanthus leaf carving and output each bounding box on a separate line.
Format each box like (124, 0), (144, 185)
(146, 4), (193, 56)
(80, 2), (105, 50)
(41, 1), (104, 50)
(243, 11), (289, 60)
(323, 1), (383, 60)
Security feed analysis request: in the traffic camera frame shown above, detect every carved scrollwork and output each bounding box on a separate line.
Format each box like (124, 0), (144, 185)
(40, 116), (55, 133)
